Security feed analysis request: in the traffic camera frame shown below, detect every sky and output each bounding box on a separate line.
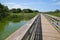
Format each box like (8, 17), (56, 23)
(0, 0), (60, 12)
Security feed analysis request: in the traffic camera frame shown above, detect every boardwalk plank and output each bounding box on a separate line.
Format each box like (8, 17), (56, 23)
(41, 14), (60, 40)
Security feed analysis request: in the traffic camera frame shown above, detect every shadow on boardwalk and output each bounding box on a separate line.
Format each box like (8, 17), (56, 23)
(34, 15), (43, 40)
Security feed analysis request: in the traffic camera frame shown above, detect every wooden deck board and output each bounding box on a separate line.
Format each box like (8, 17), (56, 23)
(41, 14), (60, 40)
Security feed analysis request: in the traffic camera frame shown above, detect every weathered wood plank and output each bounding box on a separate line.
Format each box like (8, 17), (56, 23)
(41, 14), (60, 40)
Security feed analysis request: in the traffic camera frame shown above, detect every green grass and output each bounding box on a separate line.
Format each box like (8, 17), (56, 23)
(0, 13), (38, 23)
(48, 12), (60, 17)
(10, 13), (38, 19)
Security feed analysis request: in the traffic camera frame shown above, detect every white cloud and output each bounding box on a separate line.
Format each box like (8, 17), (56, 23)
(5, 3), (15, 5)
(2, 2), (23, 9)
(11, 4), (29, 9)
(22, 2), (46, 5)
(3, 2), (37, 10)
(3, 2), (46, 10)
(4, 2), (45, 5)
(12, 5), (22, 9)
(2, 2), (15, 5)
(11, 4), (38, 10)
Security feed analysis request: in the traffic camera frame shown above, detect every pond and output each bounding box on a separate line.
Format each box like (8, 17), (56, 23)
(0, 13), (37, 40)
(0, 15), (28, 40)
(0, 20), (27, 40)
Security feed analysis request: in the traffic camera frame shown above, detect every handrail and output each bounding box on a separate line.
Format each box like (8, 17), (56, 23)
(43, 14), (60, 32)
(6, 14), (40, 40)
(45, 14), (60, 21)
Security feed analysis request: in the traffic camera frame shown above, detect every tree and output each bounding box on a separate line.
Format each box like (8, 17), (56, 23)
(10, 8), (17, 13)
(55, 9), (60, 13)
(10, 8), (21, 13)
(22, 9), (33, 13)
(17, 8), (21, 13)
(33, 10), (39, 13)
(0, 3), (9, 18)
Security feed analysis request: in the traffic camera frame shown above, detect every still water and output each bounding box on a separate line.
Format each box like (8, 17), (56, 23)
(0, 13), (36, 40)
(0, 20), (27, 40)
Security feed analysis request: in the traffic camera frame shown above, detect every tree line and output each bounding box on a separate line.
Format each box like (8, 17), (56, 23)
(0, 3), (39, 13)
(54, 9), (60, 13)
(47, 9), (60, 13)
(10, 8), (39, 13)
(0, 3), (39, 19)
(0, 3), (60, 19)
(0, 3), (9, 19)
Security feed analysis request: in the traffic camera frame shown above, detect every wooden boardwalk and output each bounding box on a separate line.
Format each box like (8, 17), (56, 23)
(34, 15), (42, 40)
(41, 14), (60, 40)
(6, 14), (60, 40)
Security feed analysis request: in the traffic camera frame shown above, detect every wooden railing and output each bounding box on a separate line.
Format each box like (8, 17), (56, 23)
(6, 14), (41, 40)
(44, 14), (60, 32)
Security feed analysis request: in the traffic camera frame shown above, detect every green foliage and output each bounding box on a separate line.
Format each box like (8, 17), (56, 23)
(10, 8), (39, 13)
(54, 9), (60, 13)
(22, 9), (33, 13)
(48, 9), (60, 17)
(49, 12), (60, 17)
(17, 8), (21, 13)
(0, 3), (39, 21)
(33, 10), (39, 13)
(10, 8), (21, 13)
(0, 3), (9, 19)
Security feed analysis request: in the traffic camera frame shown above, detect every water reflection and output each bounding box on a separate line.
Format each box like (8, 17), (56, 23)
(0, 13), (36, 40)
(0, 16), (28, 40)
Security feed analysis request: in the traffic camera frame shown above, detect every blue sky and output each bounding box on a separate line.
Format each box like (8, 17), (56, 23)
(0, 0), (60, 12)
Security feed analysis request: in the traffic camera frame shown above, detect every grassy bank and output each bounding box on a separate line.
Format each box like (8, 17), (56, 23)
(0, 13), (38, 22)
(0, 13), (38, 40)
(48, 12), (60, 17)
(9, 13), (38, 19)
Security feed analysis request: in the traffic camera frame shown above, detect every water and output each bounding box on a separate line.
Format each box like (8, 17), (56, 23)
(0, 13), (36, 40)
(0, 20), (27, 40)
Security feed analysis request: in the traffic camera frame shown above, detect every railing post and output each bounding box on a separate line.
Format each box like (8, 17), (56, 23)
(43, 14), (60, 32)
